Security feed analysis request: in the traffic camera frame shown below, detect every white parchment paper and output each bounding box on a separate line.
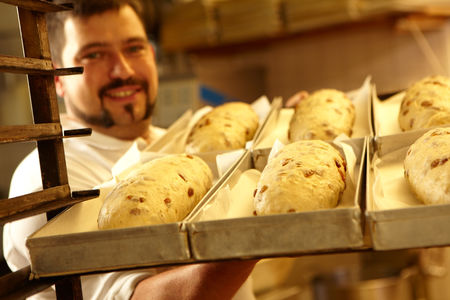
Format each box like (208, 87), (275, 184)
(190, 138), (360, 222)
(372, 91), (405, 137)
(370, 146), (422, 211)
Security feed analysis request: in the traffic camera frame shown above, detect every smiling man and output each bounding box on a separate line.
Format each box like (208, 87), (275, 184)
(53, 2), (158, 141)
(3, 1), (257, 299)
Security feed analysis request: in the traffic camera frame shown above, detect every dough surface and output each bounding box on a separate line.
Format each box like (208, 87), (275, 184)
(404, 127), (450, 205)
(254, 140), (347, 215)
(398, 75), (450, 131)
(288, 89), (355, 141)
(98, 154), (213, 229)
(186, 102), (259, 153)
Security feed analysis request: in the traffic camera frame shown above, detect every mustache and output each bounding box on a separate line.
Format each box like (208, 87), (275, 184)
(98, 77), (148, 99)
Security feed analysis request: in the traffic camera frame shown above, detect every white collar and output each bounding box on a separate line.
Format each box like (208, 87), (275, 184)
(60, 115), (138, 151)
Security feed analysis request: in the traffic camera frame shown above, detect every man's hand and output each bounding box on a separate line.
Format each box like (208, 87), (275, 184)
(131, 260), (258, 300)
(285, 91), (309, 108)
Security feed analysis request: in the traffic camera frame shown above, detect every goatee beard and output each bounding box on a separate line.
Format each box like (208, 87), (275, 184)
(68, 98), (154, 129)
(66, 99), (115, 128)
(67, 78), (155, 128)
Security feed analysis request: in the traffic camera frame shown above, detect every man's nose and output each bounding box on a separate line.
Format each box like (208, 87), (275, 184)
(110, 52), (134, 79)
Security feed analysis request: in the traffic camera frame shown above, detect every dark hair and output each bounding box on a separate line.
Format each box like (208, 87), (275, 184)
(46, 0), (145, 65)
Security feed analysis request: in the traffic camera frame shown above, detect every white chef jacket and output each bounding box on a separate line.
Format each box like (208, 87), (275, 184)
(3, 115), (167, 300)
(3, 115), (255, 300)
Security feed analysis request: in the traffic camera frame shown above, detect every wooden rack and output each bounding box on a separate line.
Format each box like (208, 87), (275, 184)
(0, 0), (99, 299)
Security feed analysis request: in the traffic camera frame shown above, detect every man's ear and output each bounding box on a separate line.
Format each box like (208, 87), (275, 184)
(53, 64), (65, 98)
(148, 41), (156, 60)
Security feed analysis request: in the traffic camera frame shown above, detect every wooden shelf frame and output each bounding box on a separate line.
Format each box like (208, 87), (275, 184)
(0, 1), (96, 299)
(0, 266), (82, 300)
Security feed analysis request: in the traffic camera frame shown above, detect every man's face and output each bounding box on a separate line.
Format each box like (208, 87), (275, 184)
(57, 5), (158, 128)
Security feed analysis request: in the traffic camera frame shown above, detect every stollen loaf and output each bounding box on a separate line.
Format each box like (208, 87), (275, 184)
(404, 127), (450, 205)
(98, 154), (213, 229)
(185, 102), (259, 153)
(398, 75), (450, 131)
(288, 89), (355, 142)
(253, 140), (347, 216)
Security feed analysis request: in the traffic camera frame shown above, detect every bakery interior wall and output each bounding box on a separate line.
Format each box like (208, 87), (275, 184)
(176, 16), (450, 104)
(154, 12), (450, 129)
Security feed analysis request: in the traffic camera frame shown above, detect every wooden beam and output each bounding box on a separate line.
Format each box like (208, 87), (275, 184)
(0, 186), (100, 224)
(54, 67), (84, 76)
(55, 276), (83, 300)
(0, 55), (52, 71)
(0, 123), (61, 143)
(0, 125), (92, 144)
(0, 266), (86, 300)
(0, 266), (55, 300)
(63, 128), (92, 138)
(0, 0), (72, 12)
(0, 185), (71, 223)
(0, 55), (83, 75)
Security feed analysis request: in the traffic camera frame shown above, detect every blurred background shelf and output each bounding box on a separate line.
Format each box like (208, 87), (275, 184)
(159, 0), (450, 53)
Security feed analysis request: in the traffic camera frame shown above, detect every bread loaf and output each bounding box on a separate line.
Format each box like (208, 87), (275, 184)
(288, 89), (355, 142)
(98, 154), (213, 229)
(398, 75), (450, 131)
(253, 140), (346, 216)
(186, 102), (259, 153)
(404, 127), (450, 205)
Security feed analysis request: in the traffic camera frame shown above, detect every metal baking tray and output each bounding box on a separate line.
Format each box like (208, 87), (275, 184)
(146, 96), (276, 155)
(185, 137), (367, 261)
(26, 187), (191, 277)
(26, 150), (247, 277)
(366, 127), (450, 250)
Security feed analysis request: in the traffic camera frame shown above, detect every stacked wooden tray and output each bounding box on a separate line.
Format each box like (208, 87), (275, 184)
(160, 0), (217, 51)
(283, 0), (353, 33)
(215, 0), (282, 43)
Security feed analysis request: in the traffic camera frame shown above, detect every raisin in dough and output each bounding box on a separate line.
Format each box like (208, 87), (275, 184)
(399, 75), (450, 131)
(288, 89), (355, 141)
(253, 140), (347, 215)
(404, 127), (450, 205)
(98, 154), (213, 229)
(185, 102), (259, 153)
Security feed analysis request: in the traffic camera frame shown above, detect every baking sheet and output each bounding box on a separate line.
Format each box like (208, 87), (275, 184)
(26, 149), (247, 277)
(185, 137), (367, 261)
(366, 127), (450, 250)
(254, 77), (373, 149)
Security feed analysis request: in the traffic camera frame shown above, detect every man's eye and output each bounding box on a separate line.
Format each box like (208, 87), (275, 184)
(82, 52), (103, 60)
(126, 45), (145, 54)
